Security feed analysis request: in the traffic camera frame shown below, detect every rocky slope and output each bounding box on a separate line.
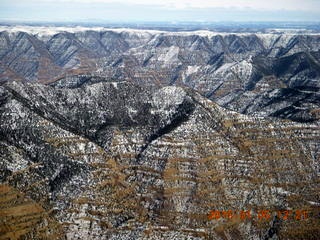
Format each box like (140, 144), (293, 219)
(0, 78), (319, 239)
(0, 27), (319, 122)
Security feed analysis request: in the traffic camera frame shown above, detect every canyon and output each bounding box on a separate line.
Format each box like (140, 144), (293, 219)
(0, 26), (319, 239)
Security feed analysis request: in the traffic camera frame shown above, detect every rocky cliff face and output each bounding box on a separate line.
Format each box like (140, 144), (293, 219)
(0, 78), (319, 239)
(0, 27), (319, 123)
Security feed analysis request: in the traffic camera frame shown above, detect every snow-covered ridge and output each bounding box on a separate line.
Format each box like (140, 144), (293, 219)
(0, 26), (164, 36)
(0, 25), (319, 37)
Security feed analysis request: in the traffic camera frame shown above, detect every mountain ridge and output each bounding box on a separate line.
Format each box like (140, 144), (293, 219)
(0, 78), (319, 239)
(1, 27), (319, 123)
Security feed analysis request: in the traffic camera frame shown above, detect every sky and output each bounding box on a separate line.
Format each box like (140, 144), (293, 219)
(1, 0), (320, 23)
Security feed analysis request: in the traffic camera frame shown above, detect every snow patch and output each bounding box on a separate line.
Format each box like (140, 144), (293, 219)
(215, 63), (235, 74)
(185, 65), (200, 76)
(158, 46), (180, 63)
(111, 82), (118, 89)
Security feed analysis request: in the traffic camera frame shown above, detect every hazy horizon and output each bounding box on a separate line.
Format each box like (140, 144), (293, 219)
(1, 0), (320, 23)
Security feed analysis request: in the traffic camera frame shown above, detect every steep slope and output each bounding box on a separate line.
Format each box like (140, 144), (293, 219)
(0, 27), (319, 123)
(0, 78), (319, 239)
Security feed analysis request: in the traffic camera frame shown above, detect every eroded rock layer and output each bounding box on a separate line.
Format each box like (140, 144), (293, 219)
(0, 78), (319, 239)
(0, 27), (319, 122)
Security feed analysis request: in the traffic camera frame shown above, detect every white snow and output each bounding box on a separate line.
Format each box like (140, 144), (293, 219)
(111, 82), (118, 89)
(307, 201), (320, 206)
(0, 26), (105, 36)
(256, 34), (280, 49)
(231, 60), (253, 80)
(215, 63), (235, 74)
(0, 26), (163, 36)
(158, 46), (180, 63)
(127, 106), (138, 118)
(1, 26), (318, 38)
(185, 65), (200, 76)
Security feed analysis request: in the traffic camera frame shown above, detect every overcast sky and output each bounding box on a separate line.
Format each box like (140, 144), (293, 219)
(1, 0), (320, 22)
